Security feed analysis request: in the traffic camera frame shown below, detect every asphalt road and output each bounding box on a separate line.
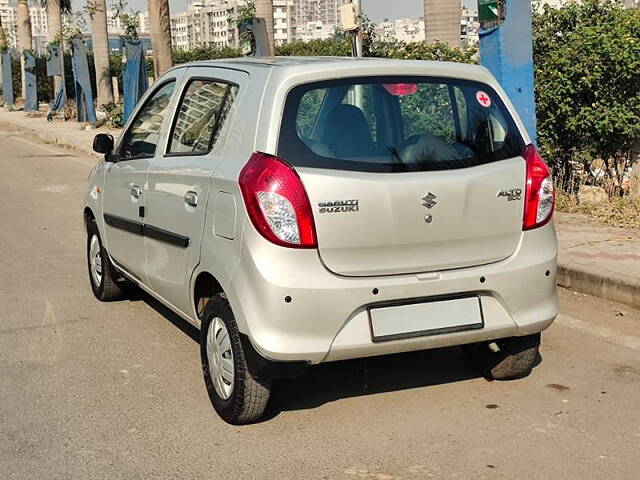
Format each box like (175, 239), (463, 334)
(1, 129), (640, 480)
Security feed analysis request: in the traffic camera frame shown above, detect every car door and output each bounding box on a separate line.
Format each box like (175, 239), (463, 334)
(144, 67), (247, 316)
(102, 76), (182, 282)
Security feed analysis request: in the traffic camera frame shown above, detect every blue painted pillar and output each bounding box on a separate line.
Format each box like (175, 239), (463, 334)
(122, 39), (149, 122)
(23, 50), (38, 112)
(46, 44), (66, 118)
(479, 0), (537, 144)
(71, 38), (97, 125)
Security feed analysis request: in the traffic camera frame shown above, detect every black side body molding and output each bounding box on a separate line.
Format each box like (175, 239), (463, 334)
(145, 224), (190, 248)
(103, 213), (189, 249)
(103, 213), (144, 236)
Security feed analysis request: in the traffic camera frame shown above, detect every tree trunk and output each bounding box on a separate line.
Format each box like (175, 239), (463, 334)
(0, 15), (5, 96)
(47, 0), (64, 95)
(149, 0), (173, 77)
(17, 0), (32, 98)
(424, 0), (461, 48)
(0, 12), (7, 51)
(90, 0), (114, 108)
(255, 0), (275, 56)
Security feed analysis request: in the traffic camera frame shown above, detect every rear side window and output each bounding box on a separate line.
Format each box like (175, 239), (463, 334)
(279, 76), (524, 173)
(168, 79), (238, 155)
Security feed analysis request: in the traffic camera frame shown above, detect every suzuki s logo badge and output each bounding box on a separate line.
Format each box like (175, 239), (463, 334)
(422, 192), (438, 209)
(497, 188), (522, 201)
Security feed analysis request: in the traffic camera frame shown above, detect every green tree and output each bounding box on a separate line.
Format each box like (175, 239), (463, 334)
(533, 0), (640, 190)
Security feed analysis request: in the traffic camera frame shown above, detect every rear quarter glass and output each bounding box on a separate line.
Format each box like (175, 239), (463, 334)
(277, 76), (525, 173)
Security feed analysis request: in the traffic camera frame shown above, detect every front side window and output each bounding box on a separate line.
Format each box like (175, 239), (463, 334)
(280, 76), (525, 173)
(168, 79), (238, 154)
(121, 81), (176, 159)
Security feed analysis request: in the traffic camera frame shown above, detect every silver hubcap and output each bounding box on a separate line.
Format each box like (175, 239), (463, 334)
(206, 317), (234, 400)
(89, 234), (103, 286)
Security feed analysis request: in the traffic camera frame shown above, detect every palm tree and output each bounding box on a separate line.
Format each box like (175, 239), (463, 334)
(255, 0), (275, 55)
(42, 0), (71, 43)
(423, 0), (462, 48)
(17, 0), (33, 98)
(149, 0), (173, 77)
(88, 0), (114, 108)
(0, 13), (7, 51)
(41, 0), (72, 96)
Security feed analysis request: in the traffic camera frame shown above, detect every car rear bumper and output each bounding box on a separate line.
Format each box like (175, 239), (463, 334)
(228, 221), (558, 365)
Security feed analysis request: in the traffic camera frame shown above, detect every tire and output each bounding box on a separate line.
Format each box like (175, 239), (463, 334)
(463, 333), (541, 380)
(86, 218), (124, 301)
(200, 294), (271, 425)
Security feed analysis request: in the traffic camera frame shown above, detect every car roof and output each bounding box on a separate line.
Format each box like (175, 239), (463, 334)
(169, 56), (492, 82)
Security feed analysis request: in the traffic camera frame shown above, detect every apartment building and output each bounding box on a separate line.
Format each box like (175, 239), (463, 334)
(461, 8), (479, 46)
(0, 0), (48, 53)
(376, 18), (425, 43)
(292, 0), (348, 28)
(295, 20), (336, 41)
(171, 11), (191, 51)
(375, 9), (479, 46)
(170, 0), (239, 51)
(273, 0), (295, 45)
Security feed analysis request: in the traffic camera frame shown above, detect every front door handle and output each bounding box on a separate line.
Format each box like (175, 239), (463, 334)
(130, 185), (142, 199)
(184, 191), (198, 207)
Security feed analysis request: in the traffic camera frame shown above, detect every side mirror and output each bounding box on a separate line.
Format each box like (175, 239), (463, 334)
(93, 133), (114, 156)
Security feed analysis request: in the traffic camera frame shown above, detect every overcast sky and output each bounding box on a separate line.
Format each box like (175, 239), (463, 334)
(72, 0), (477, 21)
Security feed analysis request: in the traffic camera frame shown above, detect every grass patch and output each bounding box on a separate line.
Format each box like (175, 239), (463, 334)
(556, 191), (640, 229)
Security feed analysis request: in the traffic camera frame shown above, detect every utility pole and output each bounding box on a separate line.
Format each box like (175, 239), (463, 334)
(353, 0), (362, 57)
(340, 0), (362, 57)
(286, 0), (292, 44)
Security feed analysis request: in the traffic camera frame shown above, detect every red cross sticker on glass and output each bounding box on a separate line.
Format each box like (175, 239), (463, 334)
(476, 91), (492, 108)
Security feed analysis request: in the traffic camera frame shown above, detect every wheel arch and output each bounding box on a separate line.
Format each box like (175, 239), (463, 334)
(193, 271), (225, 321)
(83, 207), (95, 233)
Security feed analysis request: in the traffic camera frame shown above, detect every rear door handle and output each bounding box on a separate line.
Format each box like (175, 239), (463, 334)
(130, 185), (142, 199)
(184, 191), (198, 207)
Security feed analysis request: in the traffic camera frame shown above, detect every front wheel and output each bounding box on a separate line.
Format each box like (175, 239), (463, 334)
(200, 294), (271, 425)
(87, 219), (124, 301)
(463, 333), (541, 380)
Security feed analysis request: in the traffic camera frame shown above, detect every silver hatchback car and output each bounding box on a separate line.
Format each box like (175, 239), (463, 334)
(85, 57), (557, 424)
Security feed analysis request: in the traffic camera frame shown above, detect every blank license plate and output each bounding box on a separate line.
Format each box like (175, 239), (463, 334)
(369, 296), (484, 342)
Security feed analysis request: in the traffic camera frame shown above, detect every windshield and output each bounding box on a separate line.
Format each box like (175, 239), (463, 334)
(278, 76), (525, 173)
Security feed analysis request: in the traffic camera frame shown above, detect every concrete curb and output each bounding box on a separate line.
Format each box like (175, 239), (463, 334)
(0, 120), (97, 157)
(557, 263), (640, 310)
(0, 111), (120, 157)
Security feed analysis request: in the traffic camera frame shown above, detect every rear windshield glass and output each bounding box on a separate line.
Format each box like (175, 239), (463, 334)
(278, 76), (525, 173)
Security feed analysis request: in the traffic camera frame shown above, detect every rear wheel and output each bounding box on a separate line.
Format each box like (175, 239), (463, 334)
(463, 333), (541, 380)
(87, 219), (124, 301)
(200, 294), (271, 425)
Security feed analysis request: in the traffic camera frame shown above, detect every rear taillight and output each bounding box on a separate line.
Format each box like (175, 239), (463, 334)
(239, 152), (317, 248)
(523, 144), (555, 230)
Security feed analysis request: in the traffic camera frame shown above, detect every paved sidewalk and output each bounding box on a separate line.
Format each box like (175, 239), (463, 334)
(556, 213), (640, 309)
(0, 109), (120, 156)
(1, 109), (638, 308)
